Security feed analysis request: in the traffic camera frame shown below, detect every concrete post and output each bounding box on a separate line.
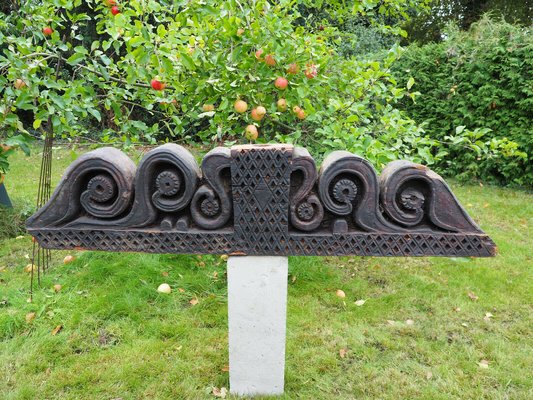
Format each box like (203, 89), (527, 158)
(227, 256), (289, 396)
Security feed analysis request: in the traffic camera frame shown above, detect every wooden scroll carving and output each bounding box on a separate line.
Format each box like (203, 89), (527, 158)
(27, 144), (496, 257)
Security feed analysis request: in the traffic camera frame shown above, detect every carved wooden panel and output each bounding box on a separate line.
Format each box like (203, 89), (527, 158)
(26, 144), (496, 257)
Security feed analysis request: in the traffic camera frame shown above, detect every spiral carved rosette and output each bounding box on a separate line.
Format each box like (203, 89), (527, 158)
(191, 147), (232, 230)
(27, 144), (495, 257)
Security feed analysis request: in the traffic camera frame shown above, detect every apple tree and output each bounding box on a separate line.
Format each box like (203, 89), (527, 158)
(0, 0), (434, 176)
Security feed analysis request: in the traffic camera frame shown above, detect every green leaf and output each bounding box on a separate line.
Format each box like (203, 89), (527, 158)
(87, 108), (101, 122)
(406, 77), (415, 90)
(74, 46), (88, 55)
(67, 52), (85, 66)
(455, 126), (466, 135)
(33, 119), (42, 129)
(180, 53), (196, 70)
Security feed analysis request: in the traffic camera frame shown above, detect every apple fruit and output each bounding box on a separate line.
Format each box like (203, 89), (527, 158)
(25, 312), (36, 323)
(237, 28), (245, 36)
(151, 79), (165, 91)
(264, 54), (276, 66)
(24, 264), (35, 273)
(296, 109), (306, 120)
(277, 98), (287, 112)
(63, 255), (76, 264)
(287, 63), (299, 74)
(234, 100), (248, 113)
(157, 283), (172, 294)
(202, 104), (215, 112)
(251, 106), (266, 121)
(111, 6), (120, 15)
(245, 125), (258, 141)
(255, 49), (264, 60)
(42, 26), (53, 36)
(305, 64), (318, 79)
(292, 105), (301, 114)
(14, 79), (27, 89)
(274, 77), (288, 90)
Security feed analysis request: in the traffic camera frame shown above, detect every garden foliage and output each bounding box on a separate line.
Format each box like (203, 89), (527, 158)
(393, 17), (531, 185)
(0, 2), (527, 187)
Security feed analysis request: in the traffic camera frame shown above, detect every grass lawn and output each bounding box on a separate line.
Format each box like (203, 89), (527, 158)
(1, 146), (532, 399)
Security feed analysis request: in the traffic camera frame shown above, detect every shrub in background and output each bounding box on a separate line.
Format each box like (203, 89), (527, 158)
(392, 16), (531, 185)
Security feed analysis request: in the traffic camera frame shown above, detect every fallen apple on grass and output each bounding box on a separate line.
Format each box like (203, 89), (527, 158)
(63, 255), (76, 264)
(157, 283), (172, 294)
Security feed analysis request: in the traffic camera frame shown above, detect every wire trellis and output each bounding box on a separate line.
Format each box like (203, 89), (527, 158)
(30, 128), (53, 298)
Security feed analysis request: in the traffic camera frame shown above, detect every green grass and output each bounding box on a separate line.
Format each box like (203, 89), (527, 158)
(1, 147), (532, 399)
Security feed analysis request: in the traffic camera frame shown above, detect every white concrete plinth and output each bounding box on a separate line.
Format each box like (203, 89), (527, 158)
(227, 256), (289, 396)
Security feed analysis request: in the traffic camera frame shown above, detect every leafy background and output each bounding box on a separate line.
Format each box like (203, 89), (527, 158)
(0, 0), (531, 186)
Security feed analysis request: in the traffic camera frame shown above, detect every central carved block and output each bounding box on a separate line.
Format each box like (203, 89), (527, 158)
(232, 145), (291, 254)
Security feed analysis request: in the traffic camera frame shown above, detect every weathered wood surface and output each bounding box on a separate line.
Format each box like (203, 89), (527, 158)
(26, 144), (496, 257)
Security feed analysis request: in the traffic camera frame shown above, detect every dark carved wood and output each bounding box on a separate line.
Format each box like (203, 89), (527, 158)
(27, 144), (496, 257)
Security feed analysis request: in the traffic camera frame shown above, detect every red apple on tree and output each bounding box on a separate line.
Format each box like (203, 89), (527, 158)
(287, 63), (299, 74)
(305, 64), (318, 79)
(245, 125), (258, 141)
(264, 54), (276, 66)
(151, 78), (165, 91)
(234, 100), (248, 113)
(251, 106), (266, 121)
(255, 49), (264, 60)
(274, 77), (288, 90)
(292, 105), (306, 119)
(42, 26), (53, 36)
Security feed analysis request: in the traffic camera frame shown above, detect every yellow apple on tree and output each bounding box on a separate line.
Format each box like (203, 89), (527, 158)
(234, 100), (248, 113)
(277, 98), (287, 112)
(245, 125), (258, 141)
(14, 79), (27, 89)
